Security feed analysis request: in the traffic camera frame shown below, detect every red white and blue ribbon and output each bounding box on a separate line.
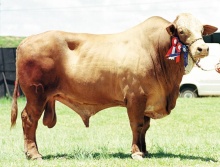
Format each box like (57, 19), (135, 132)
(166, 37), (188, 67)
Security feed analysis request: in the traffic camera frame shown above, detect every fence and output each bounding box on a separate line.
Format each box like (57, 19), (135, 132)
(0, 48), (17, 97)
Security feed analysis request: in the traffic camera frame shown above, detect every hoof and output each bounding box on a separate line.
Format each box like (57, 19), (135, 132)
(26, 152), (42, 160)
(131, 152), (144, 160)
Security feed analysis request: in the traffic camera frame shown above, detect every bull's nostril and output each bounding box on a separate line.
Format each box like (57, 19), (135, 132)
(207, 47), (209, 52)
(197, 47), (202, 52)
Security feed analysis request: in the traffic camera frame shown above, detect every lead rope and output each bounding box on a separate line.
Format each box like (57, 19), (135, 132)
(188, 52), (215, 71)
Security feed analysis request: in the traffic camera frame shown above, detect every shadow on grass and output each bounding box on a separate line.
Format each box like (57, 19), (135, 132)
(148, 152), (218, 162)
(43, 152), (130, 160)
(43, 151), (218, 162)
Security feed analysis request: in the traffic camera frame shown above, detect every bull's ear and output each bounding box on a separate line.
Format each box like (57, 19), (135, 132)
(203, 25), (218, 36)
(166, 24), (176, 36)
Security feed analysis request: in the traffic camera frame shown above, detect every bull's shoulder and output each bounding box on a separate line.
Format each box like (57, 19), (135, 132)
(139, 16), (170, 30)
(146, 16), (170, 23)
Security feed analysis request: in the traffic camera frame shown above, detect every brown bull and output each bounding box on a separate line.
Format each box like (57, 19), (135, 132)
(11, 13), (217, 160)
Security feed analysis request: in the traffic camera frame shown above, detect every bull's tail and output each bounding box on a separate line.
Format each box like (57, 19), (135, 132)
(11, 78), (19, 129)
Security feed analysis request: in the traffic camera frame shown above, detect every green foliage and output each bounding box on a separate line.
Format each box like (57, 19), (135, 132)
(0, 36), (25, 48)
(0, 97), (220, 166)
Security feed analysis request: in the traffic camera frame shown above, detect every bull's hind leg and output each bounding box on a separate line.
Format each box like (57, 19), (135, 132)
(126, 95), (150, 160)
(21, 99), (45, 160)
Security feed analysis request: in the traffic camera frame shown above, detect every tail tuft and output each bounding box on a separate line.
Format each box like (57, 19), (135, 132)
(11, 80), (19, 129)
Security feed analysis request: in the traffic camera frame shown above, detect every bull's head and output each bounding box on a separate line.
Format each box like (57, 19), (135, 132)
(166, 13), (218, 61)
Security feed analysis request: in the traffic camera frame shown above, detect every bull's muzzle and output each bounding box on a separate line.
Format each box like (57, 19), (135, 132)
(196, 44), (209, 58)
(188, 38), (209, 59)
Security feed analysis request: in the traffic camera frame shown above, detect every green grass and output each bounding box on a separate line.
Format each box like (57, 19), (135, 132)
(0, 97), (220, 167)
(0, 36), (25, 48)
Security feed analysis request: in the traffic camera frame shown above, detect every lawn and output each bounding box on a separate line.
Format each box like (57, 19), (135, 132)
(0, 36), (25, 48)
(0, 97), (220, 167)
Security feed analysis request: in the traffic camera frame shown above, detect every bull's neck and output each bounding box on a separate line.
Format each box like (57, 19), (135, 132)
(147, 26), (185, 88)
(158, 31), (185, 87)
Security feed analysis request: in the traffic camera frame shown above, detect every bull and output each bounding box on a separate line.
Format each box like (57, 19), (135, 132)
(11, 13), (217, 160)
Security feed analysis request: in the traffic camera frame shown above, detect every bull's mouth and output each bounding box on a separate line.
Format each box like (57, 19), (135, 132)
(188, 52), (208, 64)
(194, 54), (208, 59)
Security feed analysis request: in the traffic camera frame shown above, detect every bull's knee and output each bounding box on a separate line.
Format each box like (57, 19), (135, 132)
(21, 107), (42, 128)
(21, 109), (32, 128)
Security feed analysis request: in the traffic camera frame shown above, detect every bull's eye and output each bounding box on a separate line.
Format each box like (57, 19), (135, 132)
(179, 31), (184, 35)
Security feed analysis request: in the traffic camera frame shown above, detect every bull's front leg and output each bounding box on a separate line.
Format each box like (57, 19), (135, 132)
(126, 95), (150, 160)
(21, 105), (43, 160)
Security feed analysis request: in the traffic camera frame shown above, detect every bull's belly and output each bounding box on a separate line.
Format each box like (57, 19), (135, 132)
(54, 80), (125, 106)
(53, 91), (124, 121)
(58, 65), (124, 106)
